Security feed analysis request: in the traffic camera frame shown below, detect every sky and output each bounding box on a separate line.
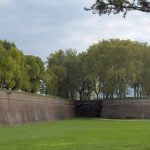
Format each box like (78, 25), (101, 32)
(0, 0), (150, 60)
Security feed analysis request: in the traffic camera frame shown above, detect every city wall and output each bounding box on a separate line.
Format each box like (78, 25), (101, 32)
(0, 91), (75, 125)
(101, 99), (150, 119)
(1, 90), (150, 125)
(76, 99), (150, 119)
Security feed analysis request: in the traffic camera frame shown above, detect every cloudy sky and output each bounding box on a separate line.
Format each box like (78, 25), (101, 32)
(0, 0), (150, 60)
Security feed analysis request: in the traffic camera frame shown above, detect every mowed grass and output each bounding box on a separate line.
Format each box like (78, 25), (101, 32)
(0, 119), (150, 150)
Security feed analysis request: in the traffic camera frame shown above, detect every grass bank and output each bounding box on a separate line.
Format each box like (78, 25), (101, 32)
(0, 118), (150, 150)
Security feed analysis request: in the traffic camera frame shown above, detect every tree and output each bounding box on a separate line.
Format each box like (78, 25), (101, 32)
(141, 46), (150, 97)
(25, 55), (45, 93)
(0, 40), (46, 94)
(0, 40), (16, 51)
(127, 42), (145, 98)
(85, 0), (150, 17)
(8, 47), (26, 90)
(85, 39), (148, 99)
(46, 49), (81, 100)
(0, 48), (15, 89)
(63, 50), (81, 100)
(47, 65), (67, 97)
(46, 50), (67, 97)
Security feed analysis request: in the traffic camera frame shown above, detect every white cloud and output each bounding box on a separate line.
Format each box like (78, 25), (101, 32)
(0, 0), (12, 7)
(55, 11), (150, 52)
(0, 0), (150, 60)
(26, 0), (61, 7)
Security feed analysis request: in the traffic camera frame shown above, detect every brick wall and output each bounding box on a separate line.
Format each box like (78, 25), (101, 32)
(0, 91), (75, 125)
(101, 99), (150, 119)
(76, 99), (150, 119)
(1, 91), (150, 125)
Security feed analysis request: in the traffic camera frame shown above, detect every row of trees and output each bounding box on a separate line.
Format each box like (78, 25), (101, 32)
(1, 39), (150, 100)
(0, 40), (45, 93)
(46, 39), (150, 100)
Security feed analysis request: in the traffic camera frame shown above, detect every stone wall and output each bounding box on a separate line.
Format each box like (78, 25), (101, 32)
(0, 91), (75, 125)
(101, 99), (150, 119)
(76, 99), (150, 119)
(1, 91), (150, 125)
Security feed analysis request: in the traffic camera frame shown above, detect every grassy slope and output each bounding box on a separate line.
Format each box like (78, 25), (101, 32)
(0, 119), (150, 150)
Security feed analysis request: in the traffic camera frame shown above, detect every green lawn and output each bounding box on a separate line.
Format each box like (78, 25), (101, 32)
(0, 118), (150, 150)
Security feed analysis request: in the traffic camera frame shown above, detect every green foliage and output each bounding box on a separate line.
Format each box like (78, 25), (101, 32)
(46, 49), (80, 99)
(1, 39), (150, 99)
(84, 39), (150, 99)
(0, 48), (15, 88)
(25, 55), (45, 93)
(0, 40), (16, 51)
(45, 39), (150, 100)
(0, 40), (45, 94)
(86, 0), (150, 17)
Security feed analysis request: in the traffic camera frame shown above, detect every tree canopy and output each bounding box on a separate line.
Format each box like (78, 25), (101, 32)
(1, 39), (150, 100)
(45, 39), (150, 100)
(85, 0), (150, 17)
(0, 40), (45, 93)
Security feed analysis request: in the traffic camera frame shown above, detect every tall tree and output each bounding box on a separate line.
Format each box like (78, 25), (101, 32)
(0, 48), (15, 89)
(85, 39), (146, 99)
(25, 55), (45, 93)
(46, 49), (83, 100)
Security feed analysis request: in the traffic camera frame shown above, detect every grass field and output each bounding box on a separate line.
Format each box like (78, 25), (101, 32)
(0, 118), (150, 150)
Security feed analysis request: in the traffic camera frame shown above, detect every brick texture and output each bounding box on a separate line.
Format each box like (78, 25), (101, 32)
(0, 91), (75, 125)
(101, 99), (150, 119)
(76, 99), (150, 119)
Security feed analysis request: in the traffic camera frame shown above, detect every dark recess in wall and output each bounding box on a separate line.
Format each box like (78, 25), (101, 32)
(75, 100), (103, 117)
